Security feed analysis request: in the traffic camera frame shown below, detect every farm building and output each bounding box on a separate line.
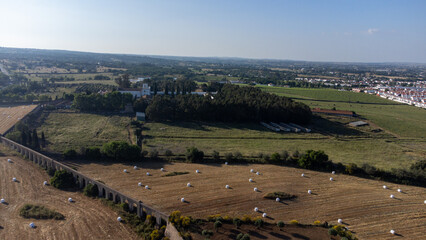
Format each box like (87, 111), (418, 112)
(349, 121), (368, 127)
(119, 84), (151, 98)
(311, 108), (355, 117)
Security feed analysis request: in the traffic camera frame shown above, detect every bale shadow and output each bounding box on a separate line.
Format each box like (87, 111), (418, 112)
(1, 202), (9, 205)
(0, 225), (3, 229)
(182, 200), (190, 204)
(265, 216), (275, 220)
(248, 230), (268, 239)
(395, 233), (404, 237)
(278, 201), (289, 205)
(342, 221), (350, 226)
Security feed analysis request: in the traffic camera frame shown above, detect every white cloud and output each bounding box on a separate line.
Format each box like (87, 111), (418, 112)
(367, 28), (379, 35)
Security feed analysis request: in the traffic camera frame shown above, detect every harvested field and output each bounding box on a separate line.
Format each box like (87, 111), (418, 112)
(0, 105), (38, 135)
(0, 150), (138, 240)
(73, 161), (426, 239)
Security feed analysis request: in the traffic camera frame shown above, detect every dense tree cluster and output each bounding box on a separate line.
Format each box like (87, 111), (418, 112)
(72, 91), (133, 111)
(6, 122), (43, 150)
(146, 84), (312, 124)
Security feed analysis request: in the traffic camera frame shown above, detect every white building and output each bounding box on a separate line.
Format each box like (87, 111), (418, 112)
(119, 84), (151, 98)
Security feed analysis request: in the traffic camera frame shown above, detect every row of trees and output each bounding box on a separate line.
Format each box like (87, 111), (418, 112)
(6, 122), (45, 150)
(146, 84), (312, 124)
(72, 91), (133, 111)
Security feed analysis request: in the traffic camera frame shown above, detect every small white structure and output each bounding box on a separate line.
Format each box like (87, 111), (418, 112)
(276, 198), (280, 202)
(187, 183), (191, 187)
(250, 169), (254, 173)
(145, 185), (149, 189)
(330, 177), (334, 181)
(397, 189), (402, 193)
(383, 185), (387, 189)
(7, 159), (12, 163)
(390, 194), (395, 199)
(225, 162), (228, 165)
(262, 213), (267, 218)
(161, 168), (165, 172)
(146, 172), (150, 176)
(43, 181), (48, 186)
(424, 200), (426, 204)
(0, 198), (5, 203)
(181, 198), (185, 202)
(254, 187), (258, 192)
(138, 182), (142, 187)
(256, 172), (260, 175)
(117, 217), (122, 222)
(301, 173), (305, 177)
(12, 177), (17, 182)
(68, 198), (73, 202)
(29, 222), (35, 228)
(133, 166), (138, 170)
(195, 169), (200, 173)
(338, 219), (343, 224)
(390, 229), (395, 235)
(225, 185), (230, 189)
(249, 178), (253, 182)
(123, 169), (128, 173)
(254, 207), (259, 212)
(308, 190), (312, 194)
(332, 171), (336, 174)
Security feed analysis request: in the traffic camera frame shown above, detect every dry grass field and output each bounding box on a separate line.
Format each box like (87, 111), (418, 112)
(0, 105), (38, 135)
(72, 161), (426, 240)
(0, 149), (138, 240)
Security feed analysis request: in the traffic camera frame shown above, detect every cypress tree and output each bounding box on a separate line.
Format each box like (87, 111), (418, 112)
(32, 129), (40, 150)
(41, 131), (46, 148)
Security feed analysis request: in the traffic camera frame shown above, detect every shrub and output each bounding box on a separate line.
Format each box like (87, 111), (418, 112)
(101, 141), (141, 161)
(202, 229), (214, 238)
(50, 170), (76, 189)
(212, 151), (220, 161)
(263, 192), (297, 200)
(289, 220), (299, 225)
(85, 147), (101, 160)
(233, 218), (242, 228)
(234, 151), (243, 160)
(169, 211), (182, 225)
(207, 214), (221, 222)
(241, 215), (252, 223)
(237, 233), (250, 240)
(181, 216), (191, 228)
(262, 154), (270, 162)
(313, 220), (322, 225)
(120, 202), (130, 212)
(298, 150), (330, 170)
(345, 163), (360, 175)
(270, 152), (281, 163)
(46, 167), (56, 176)
(328, 228), (338, 236)
(164, 149), (173, 157)
(63, 149), (77, 159)
(150, 229), (161, 240)
(19, 204), (64, 220)
(214, 220), (222, 231)
(141, 150), (148, 158)
(224, 152), (233, 162)
(185, 147), (204, 162)
(83, 183), (99, 197)
(277, 221), (285, 228)
(254, 219), (264, 228)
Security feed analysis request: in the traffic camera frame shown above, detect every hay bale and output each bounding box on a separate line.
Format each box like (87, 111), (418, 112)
(123, 169), (127, 173)
(133, 166), (138, 170)
(181, 198), (185, 202)
(262, 213), (267, 218)
(250, 169), (254, 173)
(225, 162), (228, 165)
(301, 173), (305, 177)
(254, 187), (258, 192)
(308, 190), (312, 194)
(145, 185), (149, 189)
(424, 200), (426, 204)
(146, 172), (150, 176)
(338, 219), (342, 224)
(0, 198), (5, 203)
(117, 217), (122, 222)
(29, 222), (35, 228)
(254, 207), (259, 212)
(332, 171), (336, 174)
(43, 181), (48, 186)
(7, 159), (12, 163)
(12, 177), (17, 182)
(138, 182), (142, 187)
(390, 230), (395, 235)
(161, 168), (165, 172)
(68, 198), (73, 202)
(390, 194), (395, 199)
(195, 169), (200, 173)
(397, 189), (402, 193)
(276, 197), (280, 202)
(187, 183), (191, 187)
(249, 178), (253, 182)
(383, 185), (387, 189)
(225, 185), (230, 189)
(256, 172), (260, 175)
(329, 177), (334, 181)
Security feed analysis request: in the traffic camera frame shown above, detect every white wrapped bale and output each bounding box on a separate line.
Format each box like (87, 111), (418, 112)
(262, 213), (267, 218)
(0, 198), (5, 203)
(383, 185), (387, 189)
(146, 172), (150, 176)
(133, 166), (138, 170)
(138, 182), (142, 187)
(250, 169), (254, 173)
(390, 230), (395, 235)
(187, 183), (191, 187)
(29, 222), (35, 228)
(338, 219), (343, 224)
(225, 162), (228, 165)
(123, 169), (127, 173)
(397, 189), (402, 193)
(249, 178), (253, 183)
(256, 172), (260, 175)
(117, 217), (122, 222)
(390, 194), (395, 199)
(308, 190), (312, 194)
(145, 185), (149, 189)
(181, 198), (185, 202)
(195, 169), (200, 173)
(254, 207), (259, 212)
(424, 200), (426, 204)
(330, 177), (334, 181)
(161, 168), (164, 172)
(68, 198), (73, 202)
(254, 187), (258, 192)
(7, 159), (12, 163)
(332, 171), (336, 174)
(43, 181), (48, 185)
(276, 198), (280, 202)
(301, 173), (305, 177)
(225, 185), (230, 189)
(12, 177), (17, 182)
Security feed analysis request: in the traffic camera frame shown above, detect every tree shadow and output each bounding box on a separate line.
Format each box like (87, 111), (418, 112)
(270, 232), (291, 239)
(291, 233), (310, 240)
(248, 230), (268, 239)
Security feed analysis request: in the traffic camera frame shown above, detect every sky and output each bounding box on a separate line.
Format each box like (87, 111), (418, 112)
(0, 0), (425, 63)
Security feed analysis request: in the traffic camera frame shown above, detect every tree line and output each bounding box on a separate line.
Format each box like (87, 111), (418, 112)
(72, 91), (133, 111)
(146, 84), (312, 124)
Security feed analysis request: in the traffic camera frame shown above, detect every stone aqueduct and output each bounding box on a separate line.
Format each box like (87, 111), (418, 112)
(0, 136), (169, 225)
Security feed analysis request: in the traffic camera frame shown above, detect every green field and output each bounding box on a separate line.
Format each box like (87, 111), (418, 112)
(24, 73), (117, 85)
(38, 111), (133, 153)
(256, 86), (426, 138)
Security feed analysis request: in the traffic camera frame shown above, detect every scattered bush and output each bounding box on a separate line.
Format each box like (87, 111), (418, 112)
(63, 149), (77, 159)
(202, 229), (214, 238)
(233, 218), (242, 228)
(101, 141), (141, 161)
(328, 228), (338, 236)
(237, 233), (250, 240)
(224, 152), (233, 162)
(314, 220), (322, 225)
(212, 150), (220, 161)
(289, 220), (299, 225)
(298, 150), (330, 170)
(214, 220), (222, 232)
(254, 219), (264, 228)
(50, 170), (76, 189)
(277, 221), (285, 229)
(46, 167), (56, 176)
(85, 147), (101, 160)
(19, 204), (64, 220)
(263, 192), (297, 200)
(185, 147), (204, 162)
(270, 152), (281, 163)
(83, 183), (99, 197)
(233, 151), (243, 160)
(164, 149), (173, 158)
